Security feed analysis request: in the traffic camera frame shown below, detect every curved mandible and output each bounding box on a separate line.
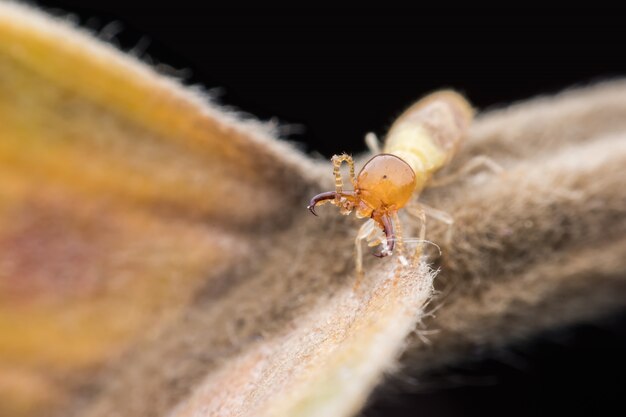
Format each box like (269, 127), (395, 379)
(373, 214), (395, 258)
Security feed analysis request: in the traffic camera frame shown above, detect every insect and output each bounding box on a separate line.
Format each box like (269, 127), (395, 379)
(308, 90), (482, 277)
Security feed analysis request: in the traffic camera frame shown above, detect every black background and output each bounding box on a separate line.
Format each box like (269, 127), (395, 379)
(30, 2), (626, 416)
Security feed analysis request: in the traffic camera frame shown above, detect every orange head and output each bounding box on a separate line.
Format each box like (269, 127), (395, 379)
(308, 154), (416, 256)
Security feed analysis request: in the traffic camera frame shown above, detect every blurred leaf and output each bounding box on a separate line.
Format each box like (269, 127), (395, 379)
(0, 3), (625, 417)
(0, 3), (432, 417)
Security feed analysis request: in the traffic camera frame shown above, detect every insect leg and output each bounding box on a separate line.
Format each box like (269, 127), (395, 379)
(391, 211), (410, 283)
(331, 153), (357, 192)
(390, 211), (407, 264)
(428, 155), (503, 188)
(354, 219), (376, 289)
(364, 132), (381, 154)
(405, 205), (427, 261)
(418, 202), (455, 246)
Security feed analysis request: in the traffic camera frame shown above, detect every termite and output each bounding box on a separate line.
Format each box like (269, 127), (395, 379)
(308, 91), (499, 278)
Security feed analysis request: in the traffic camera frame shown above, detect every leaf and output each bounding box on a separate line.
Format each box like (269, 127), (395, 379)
(0, 4), (431, 417)
(402, 83), (626, 374)
(0, 2), (313, 415)
(1, 3), (625, 417)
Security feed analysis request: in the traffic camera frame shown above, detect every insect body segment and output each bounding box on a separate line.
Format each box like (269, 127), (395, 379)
(308, 90), (473, 275)
(384, 91), (474, 193)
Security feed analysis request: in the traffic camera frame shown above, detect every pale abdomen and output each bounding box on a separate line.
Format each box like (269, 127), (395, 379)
(383, 90), (474, 192)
